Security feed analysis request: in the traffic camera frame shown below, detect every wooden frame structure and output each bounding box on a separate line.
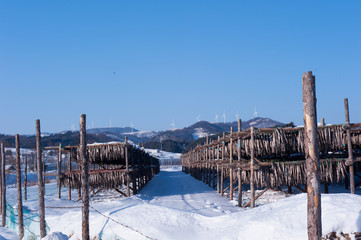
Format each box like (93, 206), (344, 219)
(182, 122), (361, 207)
(43, 142), (160, 198)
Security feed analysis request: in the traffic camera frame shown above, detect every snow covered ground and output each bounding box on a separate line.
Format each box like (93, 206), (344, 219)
(1, 167), (361, 239)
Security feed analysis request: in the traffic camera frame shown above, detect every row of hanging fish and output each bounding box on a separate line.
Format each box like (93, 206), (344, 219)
(184, 159), (347, 188)
(225, 126), (360, 158)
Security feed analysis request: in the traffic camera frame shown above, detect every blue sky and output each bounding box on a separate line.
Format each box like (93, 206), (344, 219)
(0, 1), (360, 134)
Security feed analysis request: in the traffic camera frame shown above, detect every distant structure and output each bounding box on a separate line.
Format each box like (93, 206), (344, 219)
(222, 112), (226, 124)
(130, 123), (134, 133)
(215, 113), (219, 123)
(92, 121), (94, 129)
(171, 120), (176, 130)
(197, 115), (201, 122)
(253, 108), (258, 118)
(71, 124), (75, 133)
(236, 113), (239, 121)
(109, 119), (112, 128)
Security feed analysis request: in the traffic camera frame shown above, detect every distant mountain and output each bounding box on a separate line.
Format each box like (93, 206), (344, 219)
(0, 131), (114, 149)
(88, 127), (158, 143)
(0, 117), (285, 152)
(143, 117), (285, 153)
(213, 117), (285, 132)
(88, 127), (137, 135)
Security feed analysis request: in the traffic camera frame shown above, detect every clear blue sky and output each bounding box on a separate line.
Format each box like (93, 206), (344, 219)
(1, 1), (360, 135)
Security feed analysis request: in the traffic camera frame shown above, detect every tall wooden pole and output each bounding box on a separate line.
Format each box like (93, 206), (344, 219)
(205, 137), (208, 185)
(229, 127), (233, 200)
(24, 156), (27, 201)
(303, 71), (322, 240)
(42, 154), (45, 183)
(238, 119), (242, 161)
(1, 143), (6, 227)
(36, 120), (46, 237)
(57, 144), (62, 199)
(237, 119), (242, 206)
(250, 127), (255, 208)
(216, 165), (220, 193)
(344, 98), (355, 194)
(238, 167), (242, 207)
(221, 133), (225, 196)
(80, 114), (89, 240)
(125, 137), (130, 197)
(68, 150), (72, 200)
(15, 134), (24, 239)
(216, 137), (220, 193)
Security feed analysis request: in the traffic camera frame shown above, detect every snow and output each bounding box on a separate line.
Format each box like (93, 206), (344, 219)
(0, 227), (18, 240)
(249, 121), (257, 126)
(1, 167), (360, 239)
(145, 149), (181, 160)
(192, 128), (209, 140)
(42, 232), (69, 240)
(122, 130), (159, 138)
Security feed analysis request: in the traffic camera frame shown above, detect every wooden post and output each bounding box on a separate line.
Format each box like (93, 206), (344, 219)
(212, 165), (216, 189)
(36, 120), (46, 237)
(216, 165), (220, 193)
(220, 166), (225, 196)
(24, 156), (27, 201)
(80, 114), (89, 240)
(303, 71), (322, 239)
(15, 134), (24, 239)
(250, 127), (255, 208)
(1, 143), (6, 227)
(125, 137), (130, 197)
(221, 133), (225, 196)
(344, 98), (355, 194)
(288, 185), (293, 194)
(68, 150), (72, 200)
(320, 118), (328, 194)
(57, 144), (62, 199)
(131, 145), (137, 195)
(229, 127), (233, 200)
(42, 154), (45, 183)
(238, 167), (242, 207)
(216, 137), (220, 193)
(238, 119), (242, 161)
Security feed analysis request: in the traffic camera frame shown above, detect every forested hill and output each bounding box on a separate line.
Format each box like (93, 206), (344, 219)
(0, 117), (287, 152)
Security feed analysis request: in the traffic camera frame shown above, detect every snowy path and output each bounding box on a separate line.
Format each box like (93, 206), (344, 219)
(136, 168), (239, 217)
(1, 167), (361, 240)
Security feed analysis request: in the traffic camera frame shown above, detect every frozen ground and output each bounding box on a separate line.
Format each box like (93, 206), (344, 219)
(0, 167), (361, 240)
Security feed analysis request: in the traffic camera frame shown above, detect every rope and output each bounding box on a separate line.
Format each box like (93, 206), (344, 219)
(89, 204), (157, 240)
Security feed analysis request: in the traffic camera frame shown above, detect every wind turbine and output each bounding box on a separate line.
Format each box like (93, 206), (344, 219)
(253, 108), (258, 118)
(196, 115), (201, 122)
(92, 121), (94, 129)
(109, 119), (112, 128)
(222, 112), (226, 124)
(171, 120), (176, 130)
(236, 113), (239, 121)
(130, 122), (134, 133)
(71, 124), (75, 133)
(215, 113), (219, 123)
